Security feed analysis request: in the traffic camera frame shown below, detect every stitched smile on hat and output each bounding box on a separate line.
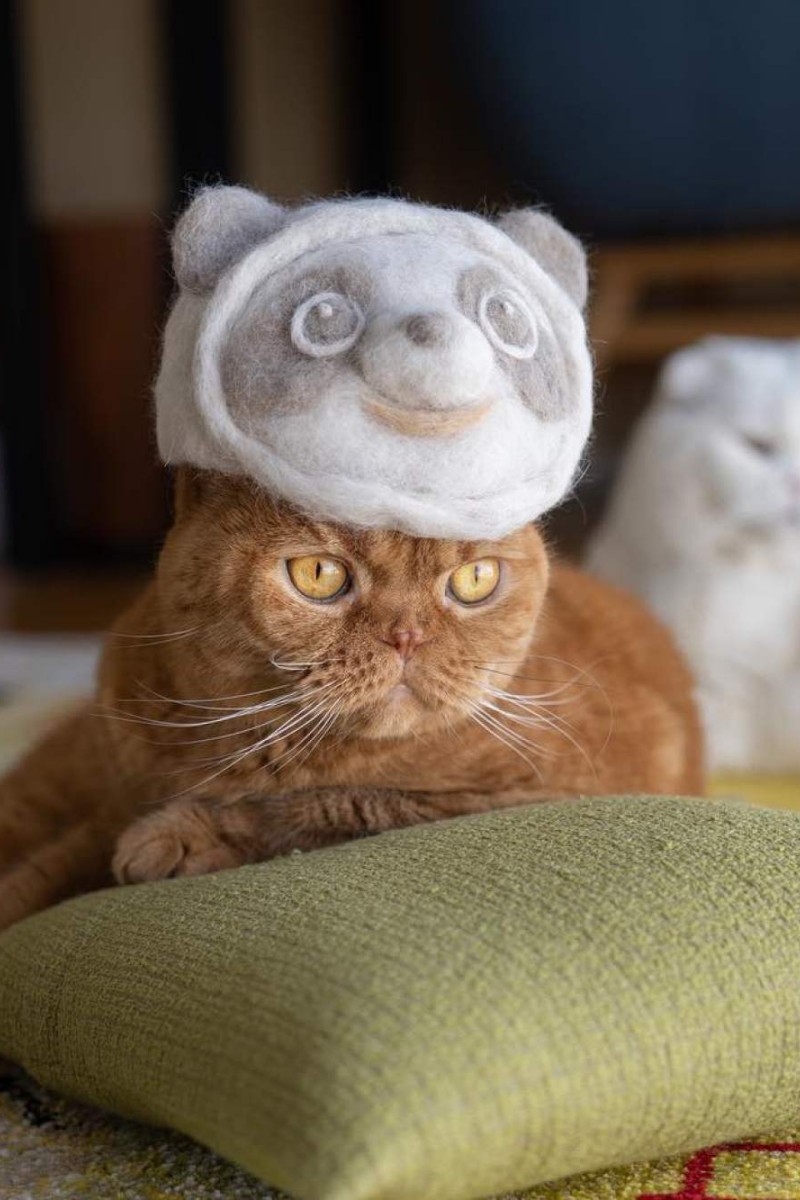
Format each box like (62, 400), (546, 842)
(364, 398), (493, 437)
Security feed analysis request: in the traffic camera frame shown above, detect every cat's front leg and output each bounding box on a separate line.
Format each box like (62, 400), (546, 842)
(113, 791), (381, 883)
(112, 785), (555, 884)
(112, 797), (247, 884)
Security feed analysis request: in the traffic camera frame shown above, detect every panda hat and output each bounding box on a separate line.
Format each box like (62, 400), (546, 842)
(156, 187), (593, 539)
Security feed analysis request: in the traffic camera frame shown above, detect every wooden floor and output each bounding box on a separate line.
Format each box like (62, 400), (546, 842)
(0, 571), (146, 633)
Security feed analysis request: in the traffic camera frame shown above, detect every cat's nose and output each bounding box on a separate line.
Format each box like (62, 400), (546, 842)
(384, 628), (425, 661)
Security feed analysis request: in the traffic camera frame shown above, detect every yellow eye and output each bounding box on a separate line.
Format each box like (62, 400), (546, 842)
(448, 558), (501, 605)
(286, 556), (350, 602)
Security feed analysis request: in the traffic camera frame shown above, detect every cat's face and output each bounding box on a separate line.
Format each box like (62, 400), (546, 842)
(157, 471), (548, 741)
(661, 337), (800, 530)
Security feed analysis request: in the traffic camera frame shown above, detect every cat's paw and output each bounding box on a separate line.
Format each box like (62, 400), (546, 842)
(112, 800), (242, 884)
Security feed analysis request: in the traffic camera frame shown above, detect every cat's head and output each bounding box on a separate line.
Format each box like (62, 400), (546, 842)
(655, 336), (800, 532)
(155, 470), (548, 741)
(155, 187), (592, 540)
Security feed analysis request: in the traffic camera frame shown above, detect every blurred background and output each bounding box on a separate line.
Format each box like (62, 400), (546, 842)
(1, 0), (800, 702)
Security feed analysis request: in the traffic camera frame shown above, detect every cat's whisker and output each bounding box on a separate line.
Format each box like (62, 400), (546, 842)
(483, 684), (578, 710)
(473, 657), (616, 746)
(452, 671), (580, 713)
(487, 696), (597, 777)
(110, 693), (306, 721)
(187, 694), (337, 769)
(123, 679), (307, 709)
(510, 689), (614, 771)
(483, 653), (610, 672)
(523, 652), (615, 682)
(199, 684), (340, 744)
(156, 699), (334, 776)
(165, 698), (295, 713)
(477, 700), (553, 746)
(500, 661), (616, 760)
(478, 701), (561, 763)
(480, 698), (546, 729)
(143, 686), (338, 750)
(264, 691), (346, 775)
(474, 652), (613, 676)
(482, 686), (587, 739)
(487, 698), (581, 743)
(158, 692), (340, 794)
(479, 700), (560, 740)
(274, 695), (345, 775)
(469, 707), (544, 782)
(106, 627), (201, 647)
(483, 682), (583, 733)
(472, 662), (603, 696)
(270, 653), (344, 673)
(474, 703), (544, 760)
(98, 683), (335, 731)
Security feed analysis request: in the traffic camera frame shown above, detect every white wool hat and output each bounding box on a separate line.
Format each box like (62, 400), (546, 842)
(155, 188), (593, 539)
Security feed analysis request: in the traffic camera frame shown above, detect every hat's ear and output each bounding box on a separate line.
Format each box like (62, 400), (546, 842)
(172, 186), (287, 294)
(497, 208), (588, 310)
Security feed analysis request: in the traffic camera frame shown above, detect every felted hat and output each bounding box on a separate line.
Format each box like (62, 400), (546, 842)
(155, 187), (593, 539)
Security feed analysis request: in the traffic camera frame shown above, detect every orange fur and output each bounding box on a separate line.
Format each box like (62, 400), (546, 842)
(0, 469), (704, 930)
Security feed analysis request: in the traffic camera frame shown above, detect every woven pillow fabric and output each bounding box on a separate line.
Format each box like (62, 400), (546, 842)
(1, 795), (800, 1200)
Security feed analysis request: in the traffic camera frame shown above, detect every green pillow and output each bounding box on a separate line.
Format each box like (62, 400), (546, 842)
(2, 796), (800, 1200)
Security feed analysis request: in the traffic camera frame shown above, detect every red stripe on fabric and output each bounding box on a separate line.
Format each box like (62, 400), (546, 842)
(637, 1140), (800, 1199)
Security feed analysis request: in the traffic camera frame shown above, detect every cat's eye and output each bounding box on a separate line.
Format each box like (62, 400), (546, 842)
(743, 433), (775, 456)
(286, 556), (351, 602)
(478, 289), (538, 359)
(291, 291), (364, 358)
(448, 558), (501, 605)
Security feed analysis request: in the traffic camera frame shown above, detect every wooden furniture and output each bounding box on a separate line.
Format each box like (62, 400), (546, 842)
(591, 235), (800, 370)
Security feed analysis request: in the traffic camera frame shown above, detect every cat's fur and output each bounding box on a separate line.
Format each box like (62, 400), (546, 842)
(0, 469), (703, 931)
(587, 336), (800, 771)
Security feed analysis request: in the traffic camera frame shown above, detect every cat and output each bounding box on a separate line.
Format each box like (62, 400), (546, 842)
(586, 335), (800, 772)
(0, 468), (703, 932)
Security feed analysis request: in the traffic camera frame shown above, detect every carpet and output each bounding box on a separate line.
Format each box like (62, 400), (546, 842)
(4, 1068), (800, 1199)
(0, 1066), (285, 1199)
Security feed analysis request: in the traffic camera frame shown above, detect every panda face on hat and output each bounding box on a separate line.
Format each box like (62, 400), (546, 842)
(156, 188), (593, 538)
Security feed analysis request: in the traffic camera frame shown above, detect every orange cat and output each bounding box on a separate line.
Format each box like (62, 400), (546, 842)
(0, 469), (704, 931)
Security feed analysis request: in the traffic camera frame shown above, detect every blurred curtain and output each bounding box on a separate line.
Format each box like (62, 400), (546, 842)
(450, 0), (800, 237)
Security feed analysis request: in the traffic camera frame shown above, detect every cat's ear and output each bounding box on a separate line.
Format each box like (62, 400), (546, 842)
(657, 339), (731, 408)
(497, 208), (588, 310)
(172, 186), (287, 294)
